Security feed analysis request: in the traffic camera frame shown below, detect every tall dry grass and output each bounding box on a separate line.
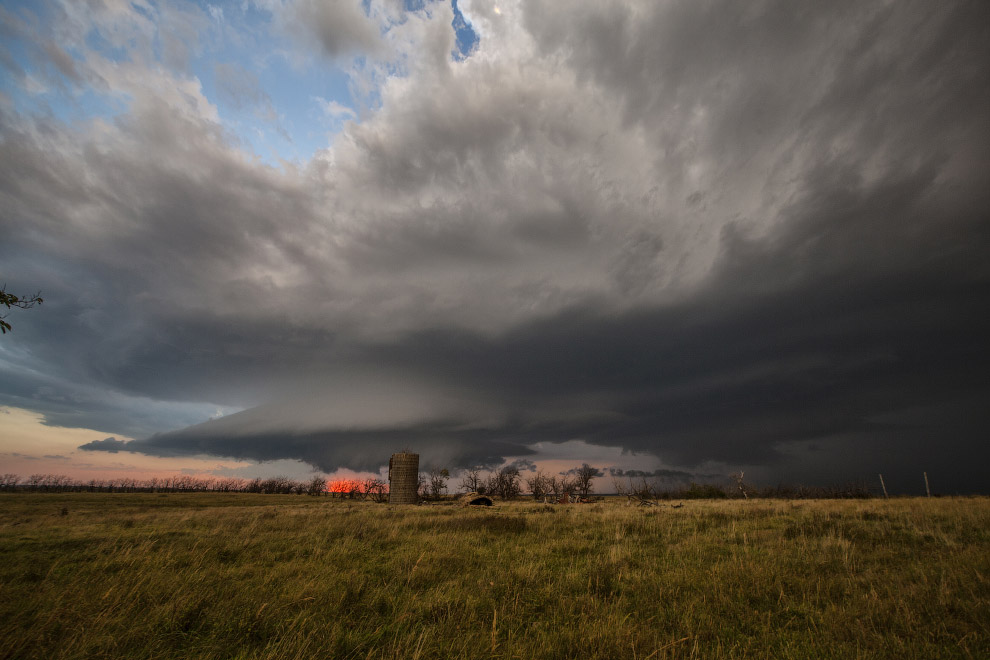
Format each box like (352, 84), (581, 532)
(1, 493), (987, 659)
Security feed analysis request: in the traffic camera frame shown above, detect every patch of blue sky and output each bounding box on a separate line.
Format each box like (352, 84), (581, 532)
(0, 1), (115, 123)
(44, 88), (130, 129)
(401, 0), (479, 59)
(187, 16), (356, 163)
(254, 54), (355, 157)
(451, 0), (479, 60)
(0, 15), (109, 128)
(1, 0), (478, 165)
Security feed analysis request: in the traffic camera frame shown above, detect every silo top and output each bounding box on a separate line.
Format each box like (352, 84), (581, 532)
(389, 452), (419, 473)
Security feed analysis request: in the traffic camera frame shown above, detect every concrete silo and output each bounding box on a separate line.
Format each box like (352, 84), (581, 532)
(388, 452), (419, 504)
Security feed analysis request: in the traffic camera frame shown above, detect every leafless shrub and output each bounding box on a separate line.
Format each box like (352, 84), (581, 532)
(427, 467), (450, 500)
(458, 468), (483, 493)
(525, 470), (551, 500)
(487, 466), (522, 500)
(307, 475), (328, 496)
(363, 477), (388, 503)
(574, 464), (599, 497)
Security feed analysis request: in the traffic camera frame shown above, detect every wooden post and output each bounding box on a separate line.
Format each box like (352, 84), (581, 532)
(924, 472), (931, 498)
(879, 473), (889, 499)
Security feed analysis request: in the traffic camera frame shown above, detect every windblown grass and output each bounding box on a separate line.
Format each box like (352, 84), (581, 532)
(1, 493), (987, 659)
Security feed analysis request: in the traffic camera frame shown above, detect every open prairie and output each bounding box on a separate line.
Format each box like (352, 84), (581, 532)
(1, 494), (987, 659)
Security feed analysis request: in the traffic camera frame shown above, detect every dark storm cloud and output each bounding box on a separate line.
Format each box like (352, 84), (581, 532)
(0, 363), (218, 439)
(92, 412), (538, 473)
(506, 459), (537, 473)
(564, 465), (604, 478)
(3, 0), (989, 491)
(78, 437), (128, 454)
(608, 468), (699, 481)
(113, 184), (990, 487)
(282, 0), (384, 59)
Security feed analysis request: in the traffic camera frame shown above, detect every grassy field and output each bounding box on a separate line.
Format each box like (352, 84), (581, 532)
(1, 493), (987, 659)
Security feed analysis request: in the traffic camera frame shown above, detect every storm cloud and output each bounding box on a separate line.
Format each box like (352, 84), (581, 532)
(78, 437), (129, 454)
(1, 0), (988, 492)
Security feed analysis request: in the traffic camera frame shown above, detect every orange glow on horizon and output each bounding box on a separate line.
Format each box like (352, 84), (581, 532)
(327, 478), (388, 494)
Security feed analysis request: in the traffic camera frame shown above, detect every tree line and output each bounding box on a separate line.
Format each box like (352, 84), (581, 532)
(0, 469), (875, 499)
(420, 463), (600, 500)
(0, 473), (334, 495)
(0, 464), (603, 500)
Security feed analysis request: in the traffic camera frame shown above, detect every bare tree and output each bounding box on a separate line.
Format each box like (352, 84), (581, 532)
(363, 477), (388, 503)
(609, 475), (659, 504)
(428, 467), (450, 500)
(259, 476), (293, 494)
(633, 477), (658, 501)
(525, 470), (551, 500)
(611, 474), (629, 497)
(547, 475), (576, 500)
(574, 464), (599, 497)
(307, 475), (328, 496)
(458, 468), (483, 493)
(216, 477), (244, 492)
(487, 466), (522, 500)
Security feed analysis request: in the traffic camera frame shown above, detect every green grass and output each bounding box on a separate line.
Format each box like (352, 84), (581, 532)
(1, 494), (987, 659)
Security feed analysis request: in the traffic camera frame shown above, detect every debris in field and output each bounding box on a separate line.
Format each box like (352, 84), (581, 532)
(459, 492), (494, 506)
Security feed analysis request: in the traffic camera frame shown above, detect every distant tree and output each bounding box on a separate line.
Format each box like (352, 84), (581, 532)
(632, 477), (658, 501)
(458, 468), (483, 493)
(259, 476), (293, 494)
(547, 475), (575, 500)
(610, 474), (628, 498)
(611, 475), (662, 504)
(574, 464), (599, 497)
(0, 286), (42, 334)
(174, 476), (195, 492)
(428, 467), (450, 500)
(525, 470), (551, 500)
(215, 477), (244, 492)
(307, 475), (328, 496)
(487, 466), (522, 500)
(363, 477), (388, 502)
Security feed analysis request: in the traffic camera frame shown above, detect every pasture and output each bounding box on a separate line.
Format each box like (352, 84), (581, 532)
(1, 493), (987, 659)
